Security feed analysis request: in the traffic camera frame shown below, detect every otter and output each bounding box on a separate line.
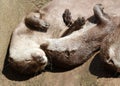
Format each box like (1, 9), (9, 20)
(8, 0), (119, 74)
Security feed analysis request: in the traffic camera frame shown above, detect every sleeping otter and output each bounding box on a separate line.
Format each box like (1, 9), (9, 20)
(8, 0), (118, 74)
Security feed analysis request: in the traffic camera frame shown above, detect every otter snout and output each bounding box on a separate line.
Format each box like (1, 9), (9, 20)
(32, 54), (48, 65)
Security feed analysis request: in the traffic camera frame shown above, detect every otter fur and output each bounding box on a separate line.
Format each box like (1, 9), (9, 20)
(9, 0), (120, 74)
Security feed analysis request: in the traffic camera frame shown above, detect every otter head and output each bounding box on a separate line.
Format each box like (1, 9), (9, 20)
(8, 48), (48, 74)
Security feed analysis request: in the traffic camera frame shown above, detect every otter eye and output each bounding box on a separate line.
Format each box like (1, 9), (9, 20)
(25, 59), (32, 63)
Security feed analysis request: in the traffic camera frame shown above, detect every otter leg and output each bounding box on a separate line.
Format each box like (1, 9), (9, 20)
(93, 4), (111, 24)
(61, 16), (85, 37)
(25, 12), (50, 32)
(62, 9), (85, 37)
(62, 9), (73, 27)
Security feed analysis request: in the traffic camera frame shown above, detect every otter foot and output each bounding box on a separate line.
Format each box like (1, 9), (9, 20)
(25, 11), (50, 32)
(62, 9), (73, 27)
(62, 16), (85, 37)
(93, 4), (111, 24)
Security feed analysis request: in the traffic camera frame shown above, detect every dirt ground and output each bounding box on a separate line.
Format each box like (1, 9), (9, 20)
(1, 0), (120, 86)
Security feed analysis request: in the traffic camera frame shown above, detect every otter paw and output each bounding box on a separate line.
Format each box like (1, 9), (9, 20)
(73, 17), (85, 27)
(63, 9), (73, 27)
(25, 12), (50, 32)
(93, 4), (104, 17)
(61, 16), (85, 37)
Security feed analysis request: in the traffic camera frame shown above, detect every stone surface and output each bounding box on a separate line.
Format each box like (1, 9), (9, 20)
(1, 0), (120, 86)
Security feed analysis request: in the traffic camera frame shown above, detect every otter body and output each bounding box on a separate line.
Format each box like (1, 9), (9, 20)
(9, 0), (120, 74)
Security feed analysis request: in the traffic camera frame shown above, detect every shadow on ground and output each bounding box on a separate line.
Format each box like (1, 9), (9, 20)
(89, 53), (120, 78)
(3, 47), (120, 81)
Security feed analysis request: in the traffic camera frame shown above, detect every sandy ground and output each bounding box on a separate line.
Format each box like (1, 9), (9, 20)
(1, 0), (120, 86)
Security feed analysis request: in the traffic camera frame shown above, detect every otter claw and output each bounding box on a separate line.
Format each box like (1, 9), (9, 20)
(63, 9), (73, 27)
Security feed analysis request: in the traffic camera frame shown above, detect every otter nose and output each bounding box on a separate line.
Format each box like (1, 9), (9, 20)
(33, 56), (48, 65)
(32, 56), (44, 62)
